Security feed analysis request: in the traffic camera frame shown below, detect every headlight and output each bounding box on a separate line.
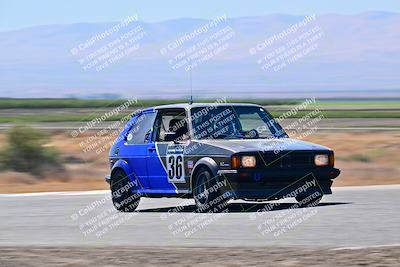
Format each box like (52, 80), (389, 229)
(241, 156), (256, 168)
(314, 154), (329, 166)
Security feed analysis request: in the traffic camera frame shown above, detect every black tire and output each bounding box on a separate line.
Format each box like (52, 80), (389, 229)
(295, 193), (323, 207)
(193, 167), (230, 213)
(110, 169), (140, 212)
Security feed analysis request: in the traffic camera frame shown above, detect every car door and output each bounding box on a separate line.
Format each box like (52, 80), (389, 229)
(146, 108), (191, 193)
(121, 110), (156, 190)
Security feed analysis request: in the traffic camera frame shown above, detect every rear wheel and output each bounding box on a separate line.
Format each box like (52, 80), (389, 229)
(110, 169), (140, 212)
(193, 167), (230, 213)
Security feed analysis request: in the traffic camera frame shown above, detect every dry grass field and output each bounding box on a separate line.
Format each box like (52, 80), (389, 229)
(0, 130), (399, 193)
(303, 131), (400, 186)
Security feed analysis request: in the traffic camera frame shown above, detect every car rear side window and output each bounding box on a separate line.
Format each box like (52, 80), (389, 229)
(126, 112), (156, 144)
(153, 109), (189, 142)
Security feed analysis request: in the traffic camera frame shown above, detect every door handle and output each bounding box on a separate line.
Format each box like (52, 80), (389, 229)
(148, 146), (156, 152)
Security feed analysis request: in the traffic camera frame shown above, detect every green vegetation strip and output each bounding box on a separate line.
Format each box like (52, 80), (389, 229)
(0, 98), (299, 109)
(0, 114), (126, 123)
(1, 110), (400, 123)
(1, 98), (400, 109)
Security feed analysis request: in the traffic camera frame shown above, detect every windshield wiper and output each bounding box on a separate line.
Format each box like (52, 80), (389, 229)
(213, 133), (245, 139)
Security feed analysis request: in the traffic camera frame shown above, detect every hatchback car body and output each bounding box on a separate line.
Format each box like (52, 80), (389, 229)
(106, 103), (340, 212)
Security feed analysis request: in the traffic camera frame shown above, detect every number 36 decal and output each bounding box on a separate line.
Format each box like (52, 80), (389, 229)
(167, 154), (185, 183)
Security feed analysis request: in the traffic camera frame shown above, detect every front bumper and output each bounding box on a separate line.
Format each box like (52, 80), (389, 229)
(217, 167), (340, 200)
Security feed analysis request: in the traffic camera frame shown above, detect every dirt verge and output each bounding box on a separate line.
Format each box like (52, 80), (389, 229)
(0, 246), (399, 267)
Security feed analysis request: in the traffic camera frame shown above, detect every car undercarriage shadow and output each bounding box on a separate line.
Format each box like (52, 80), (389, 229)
(136, 202), (351, 213)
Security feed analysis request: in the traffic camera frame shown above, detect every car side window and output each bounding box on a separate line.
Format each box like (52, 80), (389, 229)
(153, 109), (189, 142)
(126, 112), (156, 144)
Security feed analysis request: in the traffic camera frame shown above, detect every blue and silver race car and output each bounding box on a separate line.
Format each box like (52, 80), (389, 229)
(106, 103), (340, 212)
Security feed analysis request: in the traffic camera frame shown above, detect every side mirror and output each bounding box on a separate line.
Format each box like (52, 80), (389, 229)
(144, 130), (152, 143)
(125, 132), (133, 142)
(164, 132), (178, 142)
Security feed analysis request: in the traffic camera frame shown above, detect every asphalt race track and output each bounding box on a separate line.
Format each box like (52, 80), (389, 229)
(0, 185), (399, 249)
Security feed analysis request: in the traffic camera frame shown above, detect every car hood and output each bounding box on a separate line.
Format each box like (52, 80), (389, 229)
(195, 138), (331, 153)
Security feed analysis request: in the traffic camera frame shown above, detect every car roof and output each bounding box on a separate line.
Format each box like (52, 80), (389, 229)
(153, 102), (262, 110)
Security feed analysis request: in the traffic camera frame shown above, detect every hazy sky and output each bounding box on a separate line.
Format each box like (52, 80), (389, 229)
(1, 0), (400, 31)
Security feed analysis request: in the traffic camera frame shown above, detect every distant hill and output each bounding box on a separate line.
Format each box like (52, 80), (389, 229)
(0, 12), (399, 98)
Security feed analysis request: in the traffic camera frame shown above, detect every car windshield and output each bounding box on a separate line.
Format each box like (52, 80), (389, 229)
(190, 106), (287, 140)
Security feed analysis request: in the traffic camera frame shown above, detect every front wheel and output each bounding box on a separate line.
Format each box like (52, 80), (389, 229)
(193, 167), (230, 213)
(110, 169), (140, 212)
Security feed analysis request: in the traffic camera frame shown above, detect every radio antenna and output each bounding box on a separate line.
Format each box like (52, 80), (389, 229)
(189, 57), (193, 104)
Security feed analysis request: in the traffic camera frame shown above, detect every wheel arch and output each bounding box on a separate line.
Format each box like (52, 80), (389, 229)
(110, 159), (135, 183)
(190, 157), (219, 191)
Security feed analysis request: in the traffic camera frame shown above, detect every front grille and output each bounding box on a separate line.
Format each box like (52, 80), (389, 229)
(258, 151), (316, 168)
